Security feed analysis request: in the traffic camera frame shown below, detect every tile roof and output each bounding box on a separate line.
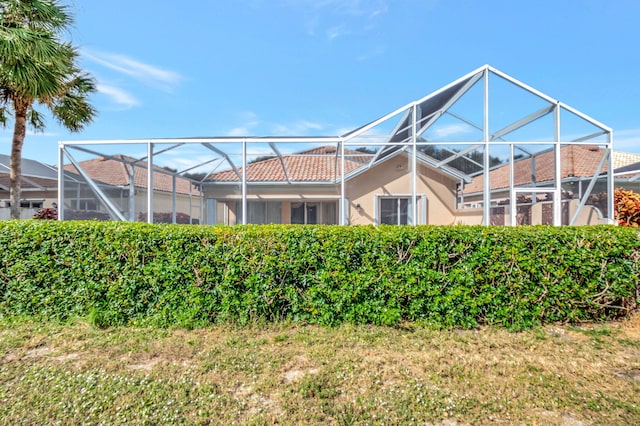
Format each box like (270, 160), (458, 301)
(64, 155), (200, 196)
(464, 145), (611, 193)
(614, 160), (640, 179)
(206, 146), (372, 182)
(0, 174), (58, 191)
(613, 151), (640, 170)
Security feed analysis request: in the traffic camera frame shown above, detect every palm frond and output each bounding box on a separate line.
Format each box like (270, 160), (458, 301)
(0, 106), (7, 127)
(0, 0), (72, 33)
(52, 80), (97, 132)
(26, 107), (45, 131)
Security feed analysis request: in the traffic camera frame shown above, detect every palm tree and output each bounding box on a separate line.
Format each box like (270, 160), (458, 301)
(0, 0), (96, 219)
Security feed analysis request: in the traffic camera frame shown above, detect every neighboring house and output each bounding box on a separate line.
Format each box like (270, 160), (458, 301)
(459, 146), (640, 225)
(614, 160), (640, 193)
(203, 145), (467, 225)
(64, 155), (201, 223)
(0, 154), (67, 219)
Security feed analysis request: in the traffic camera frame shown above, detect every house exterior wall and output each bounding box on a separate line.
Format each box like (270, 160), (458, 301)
(0, 188), (57, 219)
(345, 159), (457, 225)
(453, 200), (607, 226)
(202, 156), (460, 225)
(131, 190), (201, 223)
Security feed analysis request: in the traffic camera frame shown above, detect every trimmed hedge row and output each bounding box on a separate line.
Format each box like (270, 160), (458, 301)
(0, 221), (639, 329)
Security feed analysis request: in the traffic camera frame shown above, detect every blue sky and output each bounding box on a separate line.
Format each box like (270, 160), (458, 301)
(2, 0), (640, 166)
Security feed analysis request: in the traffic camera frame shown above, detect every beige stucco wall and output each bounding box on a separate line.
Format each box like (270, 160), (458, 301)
(455, 200), (608, 226)
(203, 154), (460, 225)
(345, 158), (458, 225)
(566, 200), (608, 225)
(133, 190), (201, 222)
(453, 208), (484, 225)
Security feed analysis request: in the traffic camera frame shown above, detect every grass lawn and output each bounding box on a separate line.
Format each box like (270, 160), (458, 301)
(1, 315), (639, 425)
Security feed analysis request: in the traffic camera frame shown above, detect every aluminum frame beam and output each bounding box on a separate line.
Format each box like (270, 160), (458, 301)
(203, 143), (242, 180)
(569, 149), (609, 225)
(61, 148), (126, 221)
(269, 142), (291, 183)
(490, 104), (555, 141)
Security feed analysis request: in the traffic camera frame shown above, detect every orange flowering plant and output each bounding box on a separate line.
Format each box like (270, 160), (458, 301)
(615, 188), (640, 227)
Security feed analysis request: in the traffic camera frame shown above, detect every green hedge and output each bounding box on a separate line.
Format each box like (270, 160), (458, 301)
(0, 221), (639, 329)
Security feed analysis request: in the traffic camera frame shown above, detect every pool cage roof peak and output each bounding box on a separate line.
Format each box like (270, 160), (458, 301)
(59, 65), (614, 226)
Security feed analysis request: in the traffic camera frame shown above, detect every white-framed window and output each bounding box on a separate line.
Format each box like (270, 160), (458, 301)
(3, 199), (44, 209)
(73, 199), (98, 211)
(291, 201), (337, 224)
(376, 195), (427, 225)
(379, 198), (410, 225)
(236, 201), (282, 224)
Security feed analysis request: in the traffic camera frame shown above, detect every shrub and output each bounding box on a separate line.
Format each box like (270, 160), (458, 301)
(615, 188), (640, 227)
(0, 222), (638, 330)
(33, 208), (57, 220)
(65, 210), (111, 221)
(137, 212), (196, 224)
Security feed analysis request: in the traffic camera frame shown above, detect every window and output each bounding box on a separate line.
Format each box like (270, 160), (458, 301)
(74, 200), (98, 211)
(380, 198), (409, 225)
(236, 201), (281, 224)
(291, 201), (337, 224)
(21, 201), (43, 209)
(4, 200), (44, 209)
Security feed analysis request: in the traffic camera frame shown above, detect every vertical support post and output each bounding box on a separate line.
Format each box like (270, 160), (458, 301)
(411, 103), (418, 225)
(147, 141), (153, 224)
(483, 68), (491, 225)
(172, 174), (177, 224)
(129, 166), (135, 221)
(188, 183), (193, 225)
(340, 140), (346, 225)
(57, 143), (64, 220)
(607, 130), (615, 224)
(200, 184), (204, 225)
(510, 144), (516, 226)
(553, 103), (562, 226)
(241, 140), (247, 225)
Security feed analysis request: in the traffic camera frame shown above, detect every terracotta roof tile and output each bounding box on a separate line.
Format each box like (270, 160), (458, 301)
(613, 151), (640, 170)
(464, 145), (609, 193)
(64, 155), (200, 196)
(206, 146), (371, 182)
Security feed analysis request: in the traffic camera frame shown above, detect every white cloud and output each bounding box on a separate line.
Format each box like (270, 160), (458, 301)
(285, 0), (388, 41)
(430, 123), (474, 139)
(26, 130), (57, 137)
(227, 127), (251, 136)
(613, 128), (640, 154)
(0, 129), (57, 138)
(303, 0), (388, 17)
(83, 50), (183, 92)
(223, 112), (325, 137)
(327, 25), (350, 41)
(225, 111), (262, 136)
(299, 120), (324, 131)
(356, 45), (386, 61)
(272, 120), (325, 135)
(96, 84), (140, 108)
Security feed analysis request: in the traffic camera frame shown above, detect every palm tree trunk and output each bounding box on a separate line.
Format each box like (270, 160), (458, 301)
(10, 99), (28, 220)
